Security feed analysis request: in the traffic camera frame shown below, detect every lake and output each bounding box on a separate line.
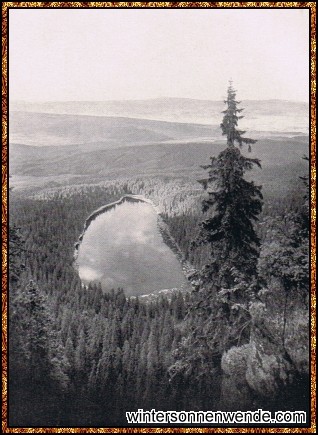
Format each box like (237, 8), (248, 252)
(76, 198), (188, 296)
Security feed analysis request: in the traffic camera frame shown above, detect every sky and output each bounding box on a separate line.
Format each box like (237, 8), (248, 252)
(9, 8), (309, 102)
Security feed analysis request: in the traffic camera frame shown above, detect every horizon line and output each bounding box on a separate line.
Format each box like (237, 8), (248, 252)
(9, 96), (309, 104)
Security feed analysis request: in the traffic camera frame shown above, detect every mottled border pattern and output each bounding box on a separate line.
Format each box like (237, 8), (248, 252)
(1, 2), (316, 433)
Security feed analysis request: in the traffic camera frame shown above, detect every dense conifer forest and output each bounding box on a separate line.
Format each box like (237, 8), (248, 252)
(8, 85), (310, 427)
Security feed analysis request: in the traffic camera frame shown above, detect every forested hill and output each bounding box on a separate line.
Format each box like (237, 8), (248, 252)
(10, 135), (308, 197)
(8, 173), (310, 426)
(10, 97), (309, 133)
(8, 93), (310, 427)
(9, 98), (309, 199)
(9, 112), (217, 147)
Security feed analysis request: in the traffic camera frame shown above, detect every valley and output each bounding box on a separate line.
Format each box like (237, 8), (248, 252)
(8, 97), (310, 426)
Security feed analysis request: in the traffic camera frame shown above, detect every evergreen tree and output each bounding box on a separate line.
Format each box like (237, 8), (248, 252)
(170, 84), (264, 397)
(8, 225), (25, 285)
(199, 82), (263, 289)
(196, 83), (263, 352)
(11, 279), (69, 389)
(220, 80), (256, 151)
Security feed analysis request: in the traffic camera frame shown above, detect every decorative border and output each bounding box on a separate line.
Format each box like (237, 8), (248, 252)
(1, 2), (316, 433)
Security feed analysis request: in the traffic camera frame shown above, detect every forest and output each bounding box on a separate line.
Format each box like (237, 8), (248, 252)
(8, 85), (310, 427)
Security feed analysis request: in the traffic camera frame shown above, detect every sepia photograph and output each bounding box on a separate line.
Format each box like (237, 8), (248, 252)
(4, 3), (315, 431)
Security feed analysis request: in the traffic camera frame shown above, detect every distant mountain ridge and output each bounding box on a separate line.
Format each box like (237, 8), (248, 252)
(10, 134), (308, 197)
(9, 98), (309, 196)
(9, 112), (217, 147)
(10, 97), (308, 133)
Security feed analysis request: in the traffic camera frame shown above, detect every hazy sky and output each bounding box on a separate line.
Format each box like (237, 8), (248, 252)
(9, 8), (309, 102)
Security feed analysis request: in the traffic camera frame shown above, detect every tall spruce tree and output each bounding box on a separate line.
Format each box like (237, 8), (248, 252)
(199, 82), (263, 289)
(169, 84), (263, 401)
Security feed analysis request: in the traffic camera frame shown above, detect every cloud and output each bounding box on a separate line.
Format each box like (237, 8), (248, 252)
(79, 266), (103, 282)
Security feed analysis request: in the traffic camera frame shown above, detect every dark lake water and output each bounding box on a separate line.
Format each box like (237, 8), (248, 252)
(76, 199), (187, 296)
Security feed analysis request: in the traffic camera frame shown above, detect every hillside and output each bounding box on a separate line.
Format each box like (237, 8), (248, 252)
(10, 98), (309, 133)
(9, 100), (309, 198)
(9, 98), (310, 426)
(10, 135), (308, 197)
(9, 112), (217, 147)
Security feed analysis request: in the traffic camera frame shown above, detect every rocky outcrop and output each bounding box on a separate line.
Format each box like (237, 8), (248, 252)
(219, 285), (309, 410)
(220, 344), (254, 410)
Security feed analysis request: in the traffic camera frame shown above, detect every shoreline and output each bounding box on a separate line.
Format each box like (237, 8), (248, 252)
(73, 194), (157, 260)
(73, 194), (197, 295)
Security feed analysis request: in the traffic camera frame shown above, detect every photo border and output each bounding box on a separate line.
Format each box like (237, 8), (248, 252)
(2, 2), (316, 433)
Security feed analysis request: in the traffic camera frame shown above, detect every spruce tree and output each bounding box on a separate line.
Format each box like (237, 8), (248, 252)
(199, 82), (263, 289)
(169, 84), (263, 401)
(220, 81), (257, 151)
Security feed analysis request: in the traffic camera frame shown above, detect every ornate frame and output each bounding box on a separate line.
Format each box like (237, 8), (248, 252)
(2, 2), (316, 433)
